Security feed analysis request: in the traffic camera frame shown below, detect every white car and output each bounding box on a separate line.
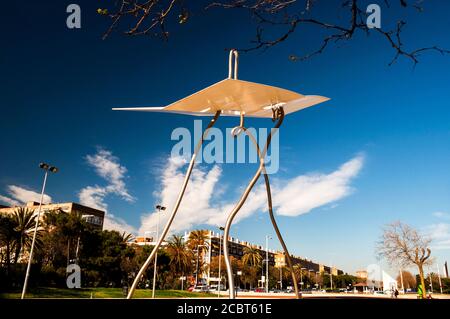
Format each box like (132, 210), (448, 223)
(209, 284), (225, 291)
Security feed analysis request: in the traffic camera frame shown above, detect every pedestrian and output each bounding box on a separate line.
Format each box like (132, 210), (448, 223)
(394, 289), (399, 298)
(417, 283), (423, 299)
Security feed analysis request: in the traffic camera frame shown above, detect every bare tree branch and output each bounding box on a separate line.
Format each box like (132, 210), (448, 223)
(99, 0), (449, 65)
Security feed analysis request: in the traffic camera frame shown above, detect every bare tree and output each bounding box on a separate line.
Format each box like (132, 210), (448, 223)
(377, 221), (432, 298)
(98, 0), (449, 65)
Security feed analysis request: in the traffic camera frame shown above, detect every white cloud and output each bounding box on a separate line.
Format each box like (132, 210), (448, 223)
(426, 213), (450, 249)
(139, 157), (226, 234)
(78, 148), (137, 234)
(138, 154), (364, 234)
(425, 223), (450, 250)
(85, 149), (135, 202)
(0, 194), (21, 206)
(274, 155), (364, 216)
(0, 185), (52, 206)
(78, 185), (108, 211)
(432, 211), (450, 220)
(103, 213), (138, 235)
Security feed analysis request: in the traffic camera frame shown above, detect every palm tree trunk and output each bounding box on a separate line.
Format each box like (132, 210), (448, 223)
(6, 241), (11, 276)
(14, 241), (22, 264)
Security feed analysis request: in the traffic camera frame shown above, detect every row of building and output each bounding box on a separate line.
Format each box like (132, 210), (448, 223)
(1, 201), (343, 285)
(132, 230), (343, 286)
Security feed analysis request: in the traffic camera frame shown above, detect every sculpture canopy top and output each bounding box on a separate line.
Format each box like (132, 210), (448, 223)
(113, 78), (329, 118)
(113, 50), (329, 118)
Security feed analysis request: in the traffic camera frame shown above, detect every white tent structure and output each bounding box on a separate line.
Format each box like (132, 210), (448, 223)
(382, 271), (398, 292)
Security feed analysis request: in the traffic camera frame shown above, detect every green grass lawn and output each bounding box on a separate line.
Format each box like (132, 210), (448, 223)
(0, 287), (215, 299)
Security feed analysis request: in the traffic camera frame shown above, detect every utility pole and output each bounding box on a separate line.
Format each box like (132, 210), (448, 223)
(279, 266), (283, 291)
(329, 264), (333, 291)
(265, 235), (271, 293)
(217, 226), (224, 298)
(152, 205), (166, 298)
(429, 272), (433, 293)
(399, 269), (404, 293)
(437, 263), (443, 294)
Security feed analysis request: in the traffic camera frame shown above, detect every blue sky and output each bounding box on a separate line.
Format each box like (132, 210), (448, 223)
(1, 1), (449, 274)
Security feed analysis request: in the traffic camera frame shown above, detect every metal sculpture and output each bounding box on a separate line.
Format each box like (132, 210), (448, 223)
(113, 50), (329, 299)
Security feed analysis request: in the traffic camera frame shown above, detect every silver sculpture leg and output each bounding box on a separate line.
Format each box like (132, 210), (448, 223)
(263, 170), (300, 299)
(223, 108), (285, 299)
(127, 111), (221, 299)
(242, 127), (300, 299)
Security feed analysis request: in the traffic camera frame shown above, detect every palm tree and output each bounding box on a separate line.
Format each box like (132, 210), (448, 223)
(242, 246), (262, 267)
(0, 213), (18, 274)
(121, 232), (134, 244)
(11, 207), (39, 263)
(187, 230), (210, 285)
(167, 235), (192, 277)
(187, 230), (209, 251)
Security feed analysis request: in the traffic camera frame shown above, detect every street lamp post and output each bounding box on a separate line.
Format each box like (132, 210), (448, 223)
(279, 266), (283, 291)
(308, 269), (314, 289)
(152, 205), (166, 298)
(300, 268), (306, 291)
(437, 263), (443, 294)
(21, 162), (58, 299)
(261, 260), (265, 288)
(265, 235), (271, 293)
(316, 271), (320, 290)
(180, 276), (186, 290)
(400, 269), (404, 293)
(217, 226), (225, 298)
(429, 271), (433, 294)
(330, 267), (333, 291)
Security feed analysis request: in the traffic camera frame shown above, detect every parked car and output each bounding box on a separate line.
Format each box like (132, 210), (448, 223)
(254, 288), (265, 293)
(209, 284), (225, 291)
(235, 287), (248, 292)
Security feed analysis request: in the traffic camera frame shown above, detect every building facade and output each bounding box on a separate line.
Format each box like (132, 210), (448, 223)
(183, 230), (343, 285)
(0, 201), (105, 229)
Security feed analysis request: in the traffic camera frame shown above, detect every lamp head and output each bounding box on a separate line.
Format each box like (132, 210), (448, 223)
(39, 163), (58, 173)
